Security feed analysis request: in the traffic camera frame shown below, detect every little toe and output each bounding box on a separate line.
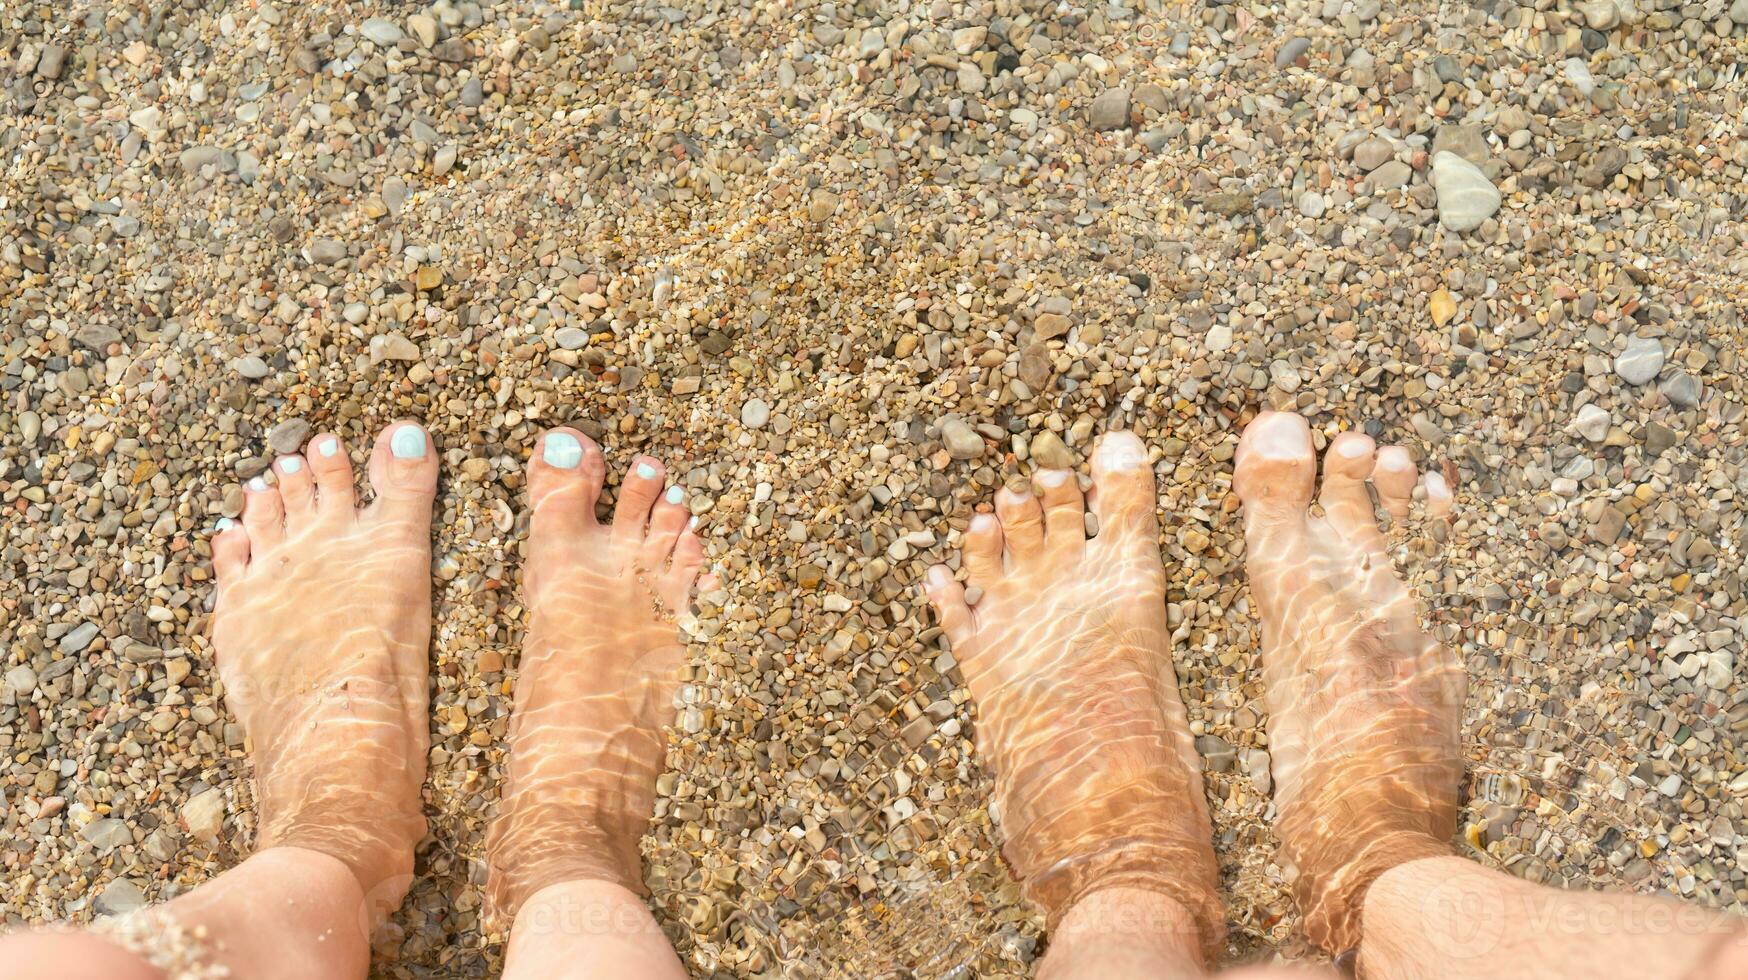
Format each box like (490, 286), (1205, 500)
(1235, 412), (1316, 531)
(1318, 432), (1383, 547)
(366, 421), (440, 528)
(611, 456), (667, 553)
(241, 476), (285, 551)
(275, 455), (315, 525)
(995, 486), (1044, 563)
(925, 564), (976, 648)
(1424, 468), (1453, 519)
(528, 428), (605, 535)
(962, 512), (1004, 586)
(211, 518), (251, 584)
(1371, 446), (1419, 520)
(306, 433), (356, 515)
(1088, 430), (1159, 544)
(639, 484), (691, 571)
(1036, 468), (1086, 558)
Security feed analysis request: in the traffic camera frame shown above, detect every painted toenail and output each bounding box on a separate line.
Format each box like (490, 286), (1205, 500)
(215, 518), (234, 531)
(248, 477), (268, 492)
(317, 438), (339, 457)
(637, 463), (658, 480)
(280, 457), (303, 473)
(390, 427), (427, 459)
(1338, 439), (1371, 457)
(666, 485), (685, 504)
(688, 515), (699, 531)
(543, 432), (583, 468)
(1425, 471), (1450, 495)
(971, 513), (999, 532)
(1037, 469), (1070, 487)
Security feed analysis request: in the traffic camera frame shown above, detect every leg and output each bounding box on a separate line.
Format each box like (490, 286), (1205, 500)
(1363, 856), (1747, 979)
(1233, 411), (1747, 978)
(925, 432), (1225, 977)
(487, 430), (703, 979)
(0, 424), (439, 978)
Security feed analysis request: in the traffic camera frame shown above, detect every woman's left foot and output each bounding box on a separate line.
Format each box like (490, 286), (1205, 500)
(209, 422), (439, 910)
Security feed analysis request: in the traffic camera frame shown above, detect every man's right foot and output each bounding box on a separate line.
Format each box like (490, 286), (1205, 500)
(484, 429), (704, 929)
(926, 431), (1224, 960)
(1233, 411), (1464, 955)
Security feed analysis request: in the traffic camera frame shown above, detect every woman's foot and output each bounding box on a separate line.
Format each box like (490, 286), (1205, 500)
(925, 431), (1224, 959)
(1233, 411), (1463, 954)
(484, 429), (705, 927)
(210, 422), (439, 915)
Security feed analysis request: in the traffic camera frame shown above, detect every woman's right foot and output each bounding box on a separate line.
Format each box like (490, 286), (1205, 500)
(484, 429), (705, 928)
(1233, 411), (1464, 955)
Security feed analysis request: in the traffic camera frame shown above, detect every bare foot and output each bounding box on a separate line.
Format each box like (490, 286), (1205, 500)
(926, 431), (1223, 960)
(484, 429), (705, 927)
(1233, 411), (1463, 955)
(210, 422), (438, 914)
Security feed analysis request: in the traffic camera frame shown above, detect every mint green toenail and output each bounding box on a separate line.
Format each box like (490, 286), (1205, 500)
(317, 438), (339, 457)
(544, 433), (583, 468)
(248, 477), (268, 491)
(666, 485), (685, 504)
(390, 427), (427, 459)
(215, 518), (234, 531)
(280, 457), (302, 473)
(637, 463), (657, 479)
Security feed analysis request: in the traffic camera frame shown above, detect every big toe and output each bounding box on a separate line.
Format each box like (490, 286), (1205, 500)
(1235, 411), (1316, 523)
(528, 428), (606, 535)
(365, 421), (439, 528)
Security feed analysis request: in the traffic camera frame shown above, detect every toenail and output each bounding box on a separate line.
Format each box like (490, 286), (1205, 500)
(215, 518), (234, 531)
(543, 432), (583, 468)
(390, 427), (427, 459)
(971, 513), (999, 532)
(637, 463), (658, 480)
(280, 457), (303, 473)
(1037, 469), (1070, 487)
(248, 477), (268, 492)
(1104, 439), (1146, 468)
(317, 437), (340, 458)
(688, 515), (699, 531)
(666, 485), (686, 504)
(1338, 439), (1370, 457)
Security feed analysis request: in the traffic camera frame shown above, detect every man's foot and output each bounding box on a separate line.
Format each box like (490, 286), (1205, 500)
(210, 422), (438, 912)
(1233, 411), (1463, 954)
(484, 429), (705, 927)
(925, 431), (1224, 959)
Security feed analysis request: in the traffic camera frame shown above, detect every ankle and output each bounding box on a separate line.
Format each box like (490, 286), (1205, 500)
(1040, 886), (1209, 979)
(1023, 838), (1225, 962)
(1295, 830), (1452, 956)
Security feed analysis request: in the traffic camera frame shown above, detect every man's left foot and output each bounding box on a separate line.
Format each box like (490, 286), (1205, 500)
(926, 431), (1223, 958)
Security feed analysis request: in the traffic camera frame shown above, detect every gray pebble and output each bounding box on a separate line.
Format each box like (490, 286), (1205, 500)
(1661, 370), (1702, 408)
(60, 622), (100, 654)
(1275, 37), (1311, 68)
(95, 879), (148, 916)
(940, 418), (985, 459)
(360, 18), (404, 45)
(267, 419), (313, 455)
(1613, 336), (1664, 386)
(1088, 88), (1130, 131)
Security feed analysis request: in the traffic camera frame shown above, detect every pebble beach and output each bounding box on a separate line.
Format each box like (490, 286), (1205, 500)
(3, 0), (1746, 975)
